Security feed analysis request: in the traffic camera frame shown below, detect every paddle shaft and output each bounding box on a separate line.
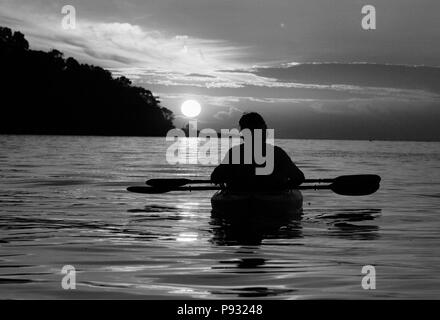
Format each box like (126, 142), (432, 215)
(173, 185), (333, 191)
(130, 185), (332, 192)
(140, 174), (381, 196)
(185, 179), (334, 184)
(147, 178), (334, 188)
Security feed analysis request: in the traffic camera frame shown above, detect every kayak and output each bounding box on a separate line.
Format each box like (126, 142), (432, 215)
(211, 189), (303, 217)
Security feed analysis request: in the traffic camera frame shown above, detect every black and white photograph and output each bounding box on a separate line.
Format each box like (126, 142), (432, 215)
(0, 0), (439, 306)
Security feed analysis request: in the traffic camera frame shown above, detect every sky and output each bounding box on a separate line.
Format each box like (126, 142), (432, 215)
(1, 0), (440, 140)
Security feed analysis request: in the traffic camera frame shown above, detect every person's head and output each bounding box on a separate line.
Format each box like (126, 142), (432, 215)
(239, 112), (267, 132)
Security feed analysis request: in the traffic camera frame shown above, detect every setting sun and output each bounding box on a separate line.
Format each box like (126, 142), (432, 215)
(181, 100), (201, 118)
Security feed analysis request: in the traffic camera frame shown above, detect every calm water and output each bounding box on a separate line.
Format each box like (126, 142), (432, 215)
(0, 135), (439, 299)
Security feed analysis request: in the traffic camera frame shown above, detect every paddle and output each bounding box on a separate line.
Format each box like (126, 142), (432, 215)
(130, 174), (380, 196)
(147, 178), (209, 188)
(146, 174), (381, 189)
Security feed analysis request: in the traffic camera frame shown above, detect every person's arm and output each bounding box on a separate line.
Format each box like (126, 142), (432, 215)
(278, 148), (305, 186)
(287, 160), (305, 186)
(211, 164), (229, 184)
(210, 149), (232, 184)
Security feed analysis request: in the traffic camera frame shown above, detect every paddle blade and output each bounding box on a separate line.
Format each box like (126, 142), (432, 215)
(127, 186), (171, 194)
(330, 175), (381, 196)
(146, 178), (191, 188)
(334, 174), (381, 186)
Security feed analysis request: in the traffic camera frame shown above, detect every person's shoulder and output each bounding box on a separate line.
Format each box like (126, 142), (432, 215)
(221, 144), (243, 162)
(228, 144), (244, 153)
(273, 145), (287, 155)
(272, 145), (292, 159)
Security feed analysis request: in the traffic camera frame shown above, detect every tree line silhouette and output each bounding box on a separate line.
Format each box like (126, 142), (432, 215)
(0, 26), (175, 136)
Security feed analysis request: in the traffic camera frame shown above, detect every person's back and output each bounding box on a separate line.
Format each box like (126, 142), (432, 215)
(211, 112), (305, 191)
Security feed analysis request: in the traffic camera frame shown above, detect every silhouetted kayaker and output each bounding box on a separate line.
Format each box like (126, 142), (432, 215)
(211, 112), (305, 191)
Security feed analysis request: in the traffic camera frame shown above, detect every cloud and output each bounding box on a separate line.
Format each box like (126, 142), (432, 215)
(111, 62), (440, 108)
(0, 3), (248, 73)
(156, 88), (440, 141)
(213, 106), (242, 120)
(254, 62), (440, 94)
(186, 73), (217, 78)
(5, 1), (436, 104)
